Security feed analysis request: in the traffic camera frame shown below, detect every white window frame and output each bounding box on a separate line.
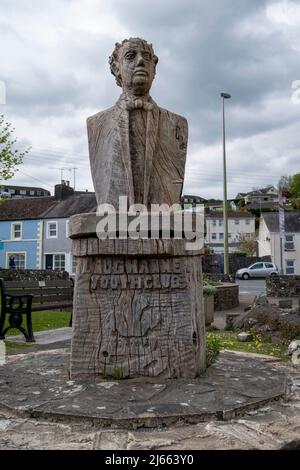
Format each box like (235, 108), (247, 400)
(246, 219), (251, 225)
(285, 234), (295, 251)
(44, 252), (66, 271)
(234, 219), (240, 225)
(285, 259), (295, 275)
(6, 251), (26, 269)
(219, 233), (224, 240)
(218, 219), (223, 226)
(212, 220), (217, 226)
(11, 222), (23, 240)
(47, 221), (58, 239)
(53, 253), (66, 271)
(211, 233), (217, 240)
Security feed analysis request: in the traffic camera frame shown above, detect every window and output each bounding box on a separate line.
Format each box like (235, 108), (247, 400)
(265, 263), (275, 269)
(285, 235), (295, 251)
(11, 222), (22, 240)
(234, 219), (240, 225)
(250, 263), (264, 270)
(47, 221), (57, 238)
(285, 260), (295, 275)
(54, 254), (65, 271)
(212, 220), (217, 226)
(228, 233), (231, 238)
(7, 253), (26, 269)
(72, 256), (78, 274)
(212, 233), (217, 240)
(218, 219), (223, 226)
(246, 219), (251, 225)
(219, 233), (224, 240)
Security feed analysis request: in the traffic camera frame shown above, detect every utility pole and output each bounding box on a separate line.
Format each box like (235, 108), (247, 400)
(221, 92), (231, 275)
(49, 167), (70, 183)
(71, 167), (78, 190)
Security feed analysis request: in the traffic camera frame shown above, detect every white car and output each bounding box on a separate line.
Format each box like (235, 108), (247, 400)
(236, 262), (279, 280)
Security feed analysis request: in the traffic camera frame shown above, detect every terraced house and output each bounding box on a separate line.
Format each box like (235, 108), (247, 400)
(0, 197), (55, 269)
(0, 182), (97, 274)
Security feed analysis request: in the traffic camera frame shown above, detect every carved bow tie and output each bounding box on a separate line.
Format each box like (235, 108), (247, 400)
(125, 98), (154, 112)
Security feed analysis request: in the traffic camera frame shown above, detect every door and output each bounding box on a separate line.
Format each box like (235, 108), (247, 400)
(45, 254), (53, 270)
(249, 262), (265, 277)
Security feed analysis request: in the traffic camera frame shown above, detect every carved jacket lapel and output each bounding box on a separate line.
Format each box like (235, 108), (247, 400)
(115, 94), (159, 207)
(144, 102), (159, 206)
(115, 101), (135, 207)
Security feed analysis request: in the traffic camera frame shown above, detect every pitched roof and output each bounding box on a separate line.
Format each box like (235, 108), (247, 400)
(206, 211), (254, 219)
(262, 211), (300, 233)
(42, 193), (97, 219)
(0, 197), (56, 221)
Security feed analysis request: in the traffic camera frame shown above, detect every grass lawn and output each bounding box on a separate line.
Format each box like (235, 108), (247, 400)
(206, 331), (289, 362)
(3, 310), (71, 336)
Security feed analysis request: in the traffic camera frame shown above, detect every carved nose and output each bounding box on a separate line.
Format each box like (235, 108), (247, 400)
(136, 54), (145, 66)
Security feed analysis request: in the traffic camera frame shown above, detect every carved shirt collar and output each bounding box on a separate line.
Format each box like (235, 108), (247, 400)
(116, 93), (157, 112)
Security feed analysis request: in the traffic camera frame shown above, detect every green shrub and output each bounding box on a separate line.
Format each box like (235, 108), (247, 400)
(206, 333), (221, 366)
(203, 284), (217, 296)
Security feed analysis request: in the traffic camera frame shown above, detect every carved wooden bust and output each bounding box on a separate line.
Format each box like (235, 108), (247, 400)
(87, 38), (188, 208)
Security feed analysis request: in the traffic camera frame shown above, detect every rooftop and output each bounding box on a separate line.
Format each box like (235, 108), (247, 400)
(206, 211), (254, 219)
(0, 197), (56, 221)
(262, 211), (300, 233)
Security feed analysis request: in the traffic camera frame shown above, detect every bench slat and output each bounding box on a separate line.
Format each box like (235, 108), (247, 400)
(4, 280), (72, 289)
(6, 287), (73, 297)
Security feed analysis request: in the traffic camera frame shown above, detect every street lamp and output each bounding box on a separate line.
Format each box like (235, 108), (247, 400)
(221, 92), (231, 275)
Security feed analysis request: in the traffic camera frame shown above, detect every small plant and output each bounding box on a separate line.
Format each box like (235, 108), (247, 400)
(203, 283), (217, 297)
(111, 365), (124, 380)
(206, 333), (221, 366)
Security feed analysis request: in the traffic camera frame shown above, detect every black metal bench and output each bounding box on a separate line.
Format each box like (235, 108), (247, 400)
(0, 278), (73, 342)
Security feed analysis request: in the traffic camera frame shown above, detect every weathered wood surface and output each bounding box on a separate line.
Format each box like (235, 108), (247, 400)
(87, 38), (188, 208)
(70, 241), (206, 379)
(72, 236), (203, 257)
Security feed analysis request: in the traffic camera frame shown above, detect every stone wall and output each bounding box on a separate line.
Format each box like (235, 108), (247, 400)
(0, 268), (69, 281)
(203, 253), (271, 276)
(214, 283), (239, 311)
(266, 276), (300, 297)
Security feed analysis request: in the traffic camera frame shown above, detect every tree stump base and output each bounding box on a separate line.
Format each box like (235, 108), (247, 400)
(70, 215), (206, 380)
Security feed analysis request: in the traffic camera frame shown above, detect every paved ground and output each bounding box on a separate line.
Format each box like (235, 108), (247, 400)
(7, 327), (72, 345)
(1, 348), (298, 450)
(236, 279), (266, 296)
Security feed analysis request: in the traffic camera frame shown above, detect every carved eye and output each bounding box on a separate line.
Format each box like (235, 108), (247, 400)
(142, 52), (151, 61)
(125, 51), (136, 60)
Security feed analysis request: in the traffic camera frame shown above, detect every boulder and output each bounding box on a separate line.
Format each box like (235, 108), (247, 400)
(237, 332), (253, 342)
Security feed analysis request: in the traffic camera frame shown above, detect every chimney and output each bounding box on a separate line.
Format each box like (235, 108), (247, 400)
(55, 181), (74, 200)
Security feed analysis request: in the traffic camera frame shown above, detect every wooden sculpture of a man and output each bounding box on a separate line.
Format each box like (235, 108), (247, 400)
(87, 37), (188, 208)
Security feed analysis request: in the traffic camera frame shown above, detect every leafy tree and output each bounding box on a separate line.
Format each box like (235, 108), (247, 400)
(0, 114), (29, 180)
(278, 175), (292, 198)
(290, 198), (300, 210)
(237, 233), (257, 256)
(290, 173), (300, 198)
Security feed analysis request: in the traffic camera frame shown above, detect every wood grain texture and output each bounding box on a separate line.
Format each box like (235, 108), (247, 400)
(87, 95), (187, 208)
(70, 239), (206, 379)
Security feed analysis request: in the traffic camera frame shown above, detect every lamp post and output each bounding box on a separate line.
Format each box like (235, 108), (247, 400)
(221, 92), (231, 275)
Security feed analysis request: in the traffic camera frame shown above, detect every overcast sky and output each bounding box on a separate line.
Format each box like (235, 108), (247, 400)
(1, 0), (300, 199)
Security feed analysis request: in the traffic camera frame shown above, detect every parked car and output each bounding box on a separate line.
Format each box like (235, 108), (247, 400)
(236, 262), (278, 280)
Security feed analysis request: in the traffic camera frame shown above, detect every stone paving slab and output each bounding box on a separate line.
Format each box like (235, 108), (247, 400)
(6, 327), (72, 345)
(0, 349), (287, 430)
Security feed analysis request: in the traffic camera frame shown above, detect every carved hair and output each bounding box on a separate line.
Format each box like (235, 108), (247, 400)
(109, 38), (159, 87)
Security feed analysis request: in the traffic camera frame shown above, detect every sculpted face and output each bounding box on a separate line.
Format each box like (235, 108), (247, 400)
(118, 40), (156, 96)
